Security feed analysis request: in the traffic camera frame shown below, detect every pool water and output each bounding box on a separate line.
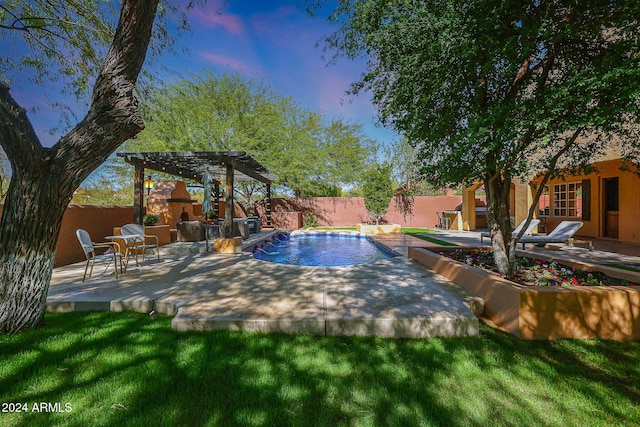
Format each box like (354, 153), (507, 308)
(252, 233), (395, 266)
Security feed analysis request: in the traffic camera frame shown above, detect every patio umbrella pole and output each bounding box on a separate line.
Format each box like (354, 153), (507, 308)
(202, 170), (213, 252)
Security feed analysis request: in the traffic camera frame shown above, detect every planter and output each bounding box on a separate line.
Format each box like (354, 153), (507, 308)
(408, 247), (640, 340)
(213, 237), (243, 253)
(356, 223), (401, 235)
(143, 224), (171, 246)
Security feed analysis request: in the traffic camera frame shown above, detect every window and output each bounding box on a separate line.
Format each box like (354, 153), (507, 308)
(553, 182), (582, 217)
(538, 185), (550, 217)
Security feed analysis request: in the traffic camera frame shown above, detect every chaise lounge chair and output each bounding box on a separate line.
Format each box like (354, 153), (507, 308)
(518, 220), (594, 250)
(480, 218), (540, 244)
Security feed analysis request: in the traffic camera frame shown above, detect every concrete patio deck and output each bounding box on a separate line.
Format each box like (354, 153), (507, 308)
(427, 229), (640, 269)
(47, 232), (481, 338)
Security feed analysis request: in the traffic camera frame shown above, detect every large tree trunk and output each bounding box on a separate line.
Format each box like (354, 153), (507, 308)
(0, 170), (72, 331)
(484, 170), (516, 277)
(0, 0), (159, 333)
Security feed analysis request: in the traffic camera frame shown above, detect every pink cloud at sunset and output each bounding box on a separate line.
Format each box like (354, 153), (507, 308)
(199, 52), (264, 78)
(190, 6), (245, 36)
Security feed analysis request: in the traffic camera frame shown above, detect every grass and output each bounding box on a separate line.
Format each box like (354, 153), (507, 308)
(604, 263), (640, 273)
(402, 228), (458, 246)
(2, 312), (639, 426)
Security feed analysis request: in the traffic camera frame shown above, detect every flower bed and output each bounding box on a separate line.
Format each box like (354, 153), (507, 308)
(408, 247), (640, 340)
(443, 248), (637, 287)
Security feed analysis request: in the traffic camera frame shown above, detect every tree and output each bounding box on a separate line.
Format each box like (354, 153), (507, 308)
(362, 163), (393, 224)
(328, 0), (640, 276)
(0, 1), (170, 333)
(119, 73), (375, 199)
(387, 137), (445, 196)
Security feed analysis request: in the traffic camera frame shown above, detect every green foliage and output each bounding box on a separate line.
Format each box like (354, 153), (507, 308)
(119, 72), (376, 198)
(302, 211), (319, 228)
(0, 1), (195, 104)
(70, 177), (132, 206)
(2, 311), (640, 426)
(362, 163), (393, 223)
(143, 214), (159, 226)
(329, 0), (640, 273)
(387, 138), (447, 196)
(330, 0), (640, 185)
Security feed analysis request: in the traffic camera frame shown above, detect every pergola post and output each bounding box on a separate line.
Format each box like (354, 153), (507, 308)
(214, 181), (220, 219)
(224, 161), (235, 238)
(134, 162), (144, 224)
(266, 183), (272, 227)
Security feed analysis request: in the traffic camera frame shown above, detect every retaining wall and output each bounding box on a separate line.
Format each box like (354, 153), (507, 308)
(409, 247), (640, 340)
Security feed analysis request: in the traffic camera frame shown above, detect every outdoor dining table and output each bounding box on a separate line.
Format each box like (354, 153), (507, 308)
(104, 234), (143, 272)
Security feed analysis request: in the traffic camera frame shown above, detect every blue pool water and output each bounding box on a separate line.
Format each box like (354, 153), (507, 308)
(252, 233), (395, 266)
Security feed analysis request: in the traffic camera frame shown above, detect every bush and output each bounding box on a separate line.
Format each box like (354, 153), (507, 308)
(362, 163), (394, 224)
(302, 211), (319, 228)
(143, 214), (159, 226)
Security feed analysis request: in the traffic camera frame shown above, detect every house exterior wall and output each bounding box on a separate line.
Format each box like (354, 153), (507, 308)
(531, 158), (640, 244)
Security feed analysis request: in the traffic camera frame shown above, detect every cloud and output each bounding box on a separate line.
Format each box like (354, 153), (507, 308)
(198, 52), (264, 78)
(190, 5), (245, 35)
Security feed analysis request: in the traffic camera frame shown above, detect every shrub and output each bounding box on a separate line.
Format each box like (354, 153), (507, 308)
(143, 214), (159, 226)
(302, 211), (319, 228)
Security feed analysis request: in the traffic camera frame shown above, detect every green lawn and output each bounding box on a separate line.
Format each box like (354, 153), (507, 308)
(1, 312), (639, 426)
(402, 228), (458, 246)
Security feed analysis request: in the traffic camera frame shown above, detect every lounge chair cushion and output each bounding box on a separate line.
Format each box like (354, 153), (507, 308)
(480, 219), (540, 243)
(519, 221), (587, 248)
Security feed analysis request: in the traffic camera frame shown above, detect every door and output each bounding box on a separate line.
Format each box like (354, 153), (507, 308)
(603, 177), (619, 239)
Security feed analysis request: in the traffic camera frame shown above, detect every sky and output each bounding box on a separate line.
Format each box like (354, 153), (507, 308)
(4, 0), (399, 149)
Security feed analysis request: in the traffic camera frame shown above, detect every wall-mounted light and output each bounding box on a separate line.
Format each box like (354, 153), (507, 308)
(144, 175), (154, 195)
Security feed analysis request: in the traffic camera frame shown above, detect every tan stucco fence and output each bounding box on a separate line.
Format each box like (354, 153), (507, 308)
(258, 196), (463, 229)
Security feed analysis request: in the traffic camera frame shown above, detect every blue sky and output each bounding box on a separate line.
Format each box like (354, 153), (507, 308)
(6, 0), (398, 149)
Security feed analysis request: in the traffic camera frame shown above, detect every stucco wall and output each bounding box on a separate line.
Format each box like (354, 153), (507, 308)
(260, 196), (462, 228)
(533, 159), (640, 244)
(56, 205), (135, 267)
(3, 195), (459, 267)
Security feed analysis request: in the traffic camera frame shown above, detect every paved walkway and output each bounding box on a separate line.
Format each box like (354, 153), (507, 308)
(47, 232), (481, 338)
(427, 229), (640, 269)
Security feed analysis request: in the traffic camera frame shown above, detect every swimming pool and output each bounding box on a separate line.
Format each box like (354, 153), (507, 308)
(252, 233), (396, 266)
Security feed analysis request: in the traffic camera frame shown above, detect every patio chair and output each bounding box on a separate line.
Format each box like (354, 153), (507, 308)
(480, 218), (540, 244)
(518, 220), (594, 250)
(76, 229), (124, 284)
(120, 223), (161, 261)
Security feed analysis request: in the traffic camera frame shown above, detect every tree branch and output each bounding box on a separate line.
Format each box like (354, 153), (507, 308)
(508, 127), (583, 255)
(0, 82), (45, 171)
(54, 0), (159, 173)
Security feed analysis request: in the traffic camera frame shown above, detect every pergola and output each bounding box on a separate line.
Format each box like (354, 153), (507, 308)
(117, 151), (278, 233)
